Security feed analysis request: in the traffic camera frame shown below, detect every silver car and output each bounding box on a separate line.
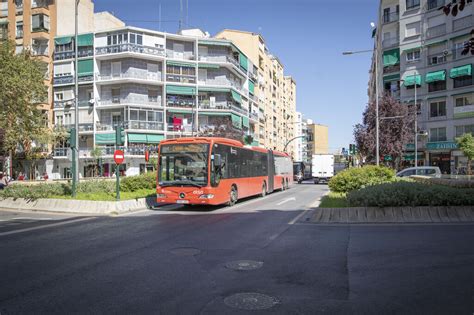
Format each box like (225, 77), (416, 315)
(396, 166), (441, 177)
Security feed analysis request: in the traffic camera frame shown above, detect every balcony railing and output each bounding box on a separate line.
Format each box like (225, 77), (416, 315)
(98, 97), (163, 107)
(382, 12), (399, 24)
(54, 99), (91, 108)
(197, 55), (248, 75)
(0, 30), (8, 40)
(97, 71), (162, 82)
(427, 53), (447, 65)
(427, 0), (445, 10)
(452, 46), (470, 60)
(383, 64), (400, 74)
(166, 97), (195, 108)
(126, 120), (164, 131)
(96, 44), (165, 58)
(32, 46), (49, 56)
(167, 124), (193, 132)
(426, 24), (446, 39)
(53, 148), (68, 157)
(54, 48), (94, 61)
(166, 74), (196, 84)
(250, 111), (259, 120)
(55, 123), (93, 132)
(31, 0), (50, 9)
(53, 75), (74, 85)
(198, 78), (242, 91)
(199, 101), (248, 116)
(382, 37), (399, 49)
(165, 50), (195, 60)
(453, 15), (473, 32)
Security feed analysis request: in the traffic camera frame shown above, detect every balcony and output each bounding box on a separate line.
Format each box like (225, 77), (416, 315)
(249, 111), (259, 121)
(452, 45), (471, 60)
(53, 75), (74, 85)
(55, 123), (93, 132)
(166, 96), (195, 108)
(31, 0), (50, 9)
(166, 50), (194, 60)
(427, 0), (445, 10)
(198, 78), (242, 91)
(54, 99), (91, 108)
(53, 148), (68, 157)
(427, 53), (447, 65)
(383, 64), (400, 74)
(54, 48), (94, 61)
(426, 24), (446, 39)
(167, 124), (193, 133)
(126, 120), (164, 131)
(95, 44), (165, 58)
(98, 96), (163, 107)
(97, 71), (163, 84)
(454, 104), (474, 118)
(382, 37), (399, 49)
(0, 30), (8, 41)
(198, 55), (246, 75)
(199, 101), (248, 116)
(453, 15), (473, 32)
(166, 74), (196, 84)
(382, 12), (399, 24)
(31, 46), (49, 57)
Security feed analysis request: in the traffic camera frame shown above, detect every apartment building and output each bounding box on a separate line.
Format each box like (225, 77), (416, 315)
(370, 0), (474, 174)
(215, 30), (297, 155)
(50, 26), (260, 178)
(308, 123), (329, 155)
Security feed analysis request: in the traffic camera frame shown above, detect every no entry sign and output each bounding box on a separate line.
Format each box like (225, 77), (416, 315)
(114, 150), (124, 164)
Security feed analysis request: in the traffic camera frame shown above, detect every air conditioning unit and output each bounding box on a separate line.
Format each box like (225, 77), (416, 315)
(443, 49), (450, 56)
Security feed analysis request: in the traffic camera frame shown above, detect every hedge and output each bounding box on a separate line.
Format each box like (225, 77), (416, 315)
(347, 181), (474, 207)
(328, 166), (396, 193)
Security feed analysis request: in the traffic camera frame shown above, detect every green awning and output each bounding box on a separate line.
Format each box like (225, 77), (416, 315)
(77, 33), (93, 47)
(147, 134), (164, 144)
(425, 70), (446, 83)
(248, 80), (255, 95)
(382, 49), (400, 66)
(449, 64), (472, 78)
(166, 85), (196, 95)
(239, 53), (248, 71)
(383, 74), (400, 82)
(55, 36), (72, 45)
(242, 116), (249, 128)
(231, 90), (242, 103)
(198, 40), (231, 46)
(198, 87), (230, 93)
(199, 112), (231, 116)
(402, 46), (421, 53)
(77, 59), (94, 77)
(166, 61), (196, 68)
(128, 133), (147, 143)
(403, 74), (422, 87)
(95, 133), (116, 145)
(167, 108), (192, 114)
(198, 63), (220, 69)
(231, 113), (242, 129)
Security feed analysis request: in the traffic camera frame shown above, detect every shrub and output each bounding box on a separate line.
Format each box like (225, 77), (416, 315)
(77, 180), (115, 195)
(120, 172), (157, 192)
(328, 165), (395, 193)
(0, 183), (70, 199)
(347, 181), (474, 207)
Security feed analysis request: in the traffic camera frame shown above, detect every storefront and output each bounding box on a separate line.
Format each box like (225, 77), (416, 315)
(426, 141), (459, 174)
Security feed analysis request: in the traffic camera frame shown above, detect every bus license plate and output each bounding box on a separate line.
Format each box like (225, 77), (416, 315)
(177, 200), (189, 204)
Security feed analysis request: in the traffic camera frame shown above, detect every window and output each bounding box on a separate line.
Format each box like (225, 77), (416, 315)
(430, 101), (446, 117)
(16, 21), (23, 38)
(15, 45), (23, 54)
(55, 92), (64, 101)
(406, 49), (420, 62)
(148, 89), (158, 103)
(31, 14), (50, 32)
(430, 127), (447, 142)
(406, 0), (420, 10)
(405, 22), (421, 38)
(53, 62), (73, 77)
(112, 88), (120, 103)
(455, 125), (474, 137)
(55, 115), (64, 126)
(64, 113), (72, 125)
(453, 75), (473, 88)
(428, 80), (446, 92)
(455, 94), (473, 107)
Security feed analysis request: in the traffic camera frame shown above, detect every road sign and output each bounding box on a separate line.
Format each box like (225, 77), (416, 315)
(145, 150), (149, 162)
(114, 150), (124, 165)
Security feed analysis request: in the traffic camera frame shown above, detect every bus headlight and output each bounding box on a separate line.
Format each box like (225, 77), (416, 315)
(157, 193), (167, 198)
(199, 194), (214, 199)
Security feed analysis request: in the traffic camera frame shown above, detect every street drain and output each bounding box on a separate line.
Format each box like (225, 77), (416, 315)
(225, 260), (263, 271)
(170, 247), (201, 256)
(224, 292), (279, 310)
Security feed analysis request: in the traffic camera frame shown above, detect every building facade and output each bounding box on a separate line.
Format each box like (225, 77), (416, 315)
(215, 30), (297, 156)
(370, 0), (473, 174)
(308, 123), (329, 155)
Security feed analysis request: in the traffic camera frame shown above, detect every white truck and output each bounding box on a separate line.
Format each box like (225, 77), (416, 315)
(312, 154), (334, 184)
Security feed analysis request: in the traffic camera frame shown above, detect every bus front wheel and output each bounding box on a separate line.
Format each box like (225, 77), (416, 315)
(228, 186), (238, 207)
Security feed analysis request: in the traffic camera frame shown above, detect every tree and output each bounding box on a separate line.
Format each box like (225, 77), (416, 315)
(243, 135), (254, 145)
(353, 95), (415, 168)
(199, 116), (244, 142)
(0, 40), (49, 178)
(90, 147), (103, 177)
(455, 133), (474, 175)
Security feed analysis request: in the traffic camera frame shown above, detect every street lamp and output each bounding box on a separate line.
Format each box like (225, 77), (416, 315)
(342, 22), (380, 165)
(72, 0), (80, 196)
(283, 135), (306, 153)
(400, 72), (420, 169)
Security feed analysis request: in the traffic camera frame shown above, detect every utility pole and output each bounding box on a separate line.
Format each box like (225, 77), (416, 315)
(72, 0), (80, 196)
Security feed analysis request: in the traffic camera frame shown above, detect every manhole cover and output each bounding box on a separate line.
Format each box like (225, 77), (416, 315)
(170, 247), (201, 256)
(224, 292), (279, 310)
(225, 260), (263, 271)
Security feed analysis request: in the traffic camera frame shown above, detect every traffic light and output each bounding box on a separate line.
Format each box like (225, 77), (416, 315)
(115, 126), (124, 146)
(349, 144), (354, 155)
(68, 127), (77, 148)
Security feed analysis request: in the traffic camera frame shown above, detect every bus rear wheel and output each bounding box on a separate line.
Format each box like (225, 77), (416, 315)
(228, 186), (238, 207)
(261, 183), (267, 197)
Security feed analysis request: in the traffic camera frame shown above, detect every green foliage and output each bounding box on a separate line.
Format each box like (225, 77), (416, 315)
(0, 183), (70, 199)
(120, 172), (157, 192)
(456, 133), (474, 175)
(347, 181), (474, 207)
(77, 180), (115, 194)
(319, 192), (348, 208)
(328, 165), (396, 193)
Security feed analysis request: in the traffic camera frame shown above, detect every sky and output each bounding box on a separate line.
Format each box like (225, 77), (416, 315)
(94, 0), (378, 152)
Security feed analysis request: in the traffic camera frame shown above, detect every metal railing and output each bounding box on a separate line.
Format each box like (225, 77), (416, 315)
(427, 53), (447, 65)
(96, 44), (165, 57)
(167, 124), (193, 132)
(452, 46), (470, 60)
(53, 75), (74, 85)
(198, 78), (243, 91)
(383, 64), (400, 74)
(427, 0), (445, 10)
(382, 37), (399, 49)
(382, 12), (399, 23)
(165, 50), (195, 60)
(453, 15), (473, 32)
(54, 48), (94, 61)
(166, 74), (196, 84)
(126, 120), (164, 131)
(426, 24), (446, 39)
(98, 97), (163, 107)
(54, 99), (91, 108)
(97, 71), (162, 82)
(199, 101), (248, 115)
(166, 97), (195, 108)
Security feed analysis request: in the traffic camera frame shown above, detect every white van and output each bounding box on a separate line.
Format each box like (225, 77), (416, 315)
(396, 166), (441, 177)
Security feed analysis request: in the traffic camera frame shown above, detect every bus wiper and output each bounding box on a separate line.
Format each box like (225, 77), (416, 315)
(160, 180), (202, 188)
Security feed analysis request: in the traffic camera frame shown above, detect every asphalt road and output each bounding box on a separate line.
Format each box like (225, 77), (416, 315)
(0, 183), (473, 314)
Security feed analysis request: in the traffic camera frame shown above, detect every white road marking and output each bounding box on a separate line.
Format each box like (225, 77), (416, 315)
(276, 197), (296, 206)
(11, 217), (54, 221)
(0, 217), (96, 237)
(288, 209), (310, 225)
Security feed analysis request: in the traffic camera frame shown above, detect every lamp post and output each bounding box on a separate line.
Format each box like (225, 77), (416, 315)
(72, 0), (80, 196)
(284, 135), (306, 153)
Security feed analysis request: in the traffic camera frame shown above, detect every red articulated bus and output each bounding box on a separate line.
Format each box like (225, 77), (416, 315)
(156, 137), (293, 206)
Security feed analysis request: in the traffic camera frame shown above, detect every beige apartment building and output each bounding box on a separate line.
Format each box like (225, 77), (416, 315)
(215, 29), (298, 156)
(307, 123), (329, 155)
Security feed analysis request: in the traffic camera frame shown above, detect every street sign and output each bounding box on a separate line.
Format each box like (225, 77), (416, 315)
(114, 150), (124, 165)
(145, 150), (149, 162)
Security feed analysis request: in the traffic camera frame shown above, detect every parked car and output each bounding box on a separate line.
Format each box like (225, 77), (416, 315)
(396, 166), (441, 177)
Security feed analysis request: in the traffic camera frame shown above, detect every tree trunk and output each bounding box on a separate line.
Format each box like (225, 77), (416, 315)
(468, 159), (472, 176)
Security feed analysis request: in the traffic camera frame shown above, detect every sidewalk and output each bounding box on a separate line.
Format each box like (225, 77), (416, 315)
(307, 206), (474, 224)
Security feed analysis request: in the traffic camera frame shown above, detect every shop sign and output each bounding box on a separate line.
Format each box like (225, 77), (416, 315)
(426, 142), (458, 150)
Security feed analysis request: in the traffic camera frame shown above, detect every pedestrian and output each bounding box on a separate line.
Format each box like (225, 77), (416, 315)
(0, 173), (8, 190)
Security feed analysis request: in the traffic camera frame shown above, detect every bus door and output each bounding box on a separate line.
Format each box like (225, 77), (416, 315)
(267, 150), (275, 193)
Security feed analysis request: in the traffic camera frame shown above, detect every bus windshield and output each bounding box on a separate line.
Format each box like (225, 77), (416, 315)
(159, 143), (209, 187)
